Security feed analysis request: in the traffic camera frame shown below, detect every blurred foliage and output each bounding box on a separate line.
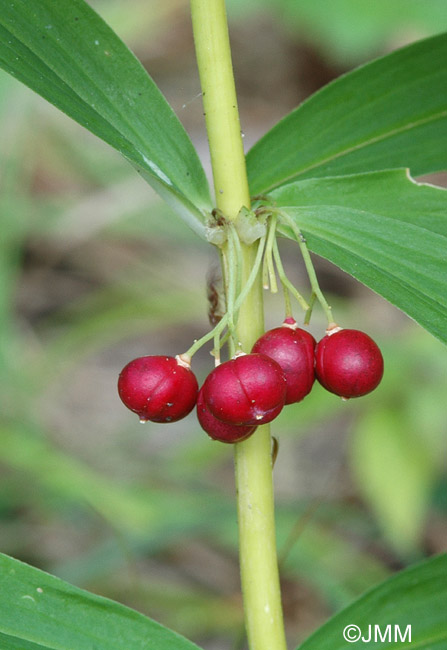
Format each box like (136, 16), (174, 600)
(350, 333), (447, 553)
(0, 2), (446, 649)
(88, 0), (447, 68)
(227, 0), (447, 66)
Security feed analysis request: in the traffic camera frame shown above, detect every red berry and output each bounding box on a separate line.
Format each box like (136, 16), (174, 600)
(197, 388), (256, 443)
(118, 355), (198, 422)
(315, 328), (384, 398)
(252, 321), (316, 404)
(202, 353), (287, 426)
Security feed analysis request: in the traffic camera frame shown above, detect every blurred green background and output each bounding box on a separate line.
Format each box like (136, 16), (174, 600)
(0, 1), (446, 649)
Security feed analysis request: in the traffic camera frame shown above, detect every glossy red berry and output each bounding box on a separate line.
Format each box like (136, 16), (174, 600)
(252, 320), (316, 404)
(196, 388), (256, 443)
(118, 355), (198, 422)
(202, 353), (287, 426)
(315, 328), (384, 398)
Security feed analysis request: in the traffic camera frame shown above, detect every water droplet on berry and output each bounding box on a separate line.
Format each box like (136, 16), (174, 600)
(201, 354), (286, 426)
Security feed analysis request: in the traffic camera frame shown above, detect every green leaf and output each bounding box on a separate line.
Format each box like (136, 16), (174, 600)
(247, 33), (447, 194)
(0, 553), (203, 650)
(271, 170), (447, 344)
(0, 632), (45, 650)
(297, 554), (447, 649)
(0, 0), (212, 235)
(272, 169), (447, 236)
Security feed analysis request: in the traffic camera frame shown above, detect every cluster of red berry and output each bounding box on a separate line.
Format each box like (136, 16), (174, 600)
(118, 321), (383, 444)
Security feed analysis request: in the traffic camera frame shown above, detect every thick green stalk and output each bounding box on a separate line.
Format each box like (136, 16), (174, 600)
(190, 2), (287, 649)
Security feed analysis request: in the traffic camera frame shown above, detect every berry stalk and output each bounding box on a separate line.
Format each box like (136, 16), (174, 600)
(272, 237), (309, 313)
(276, 210), (334, 325)
(190, 2), (288, 649)
(184, 234), (267, 360)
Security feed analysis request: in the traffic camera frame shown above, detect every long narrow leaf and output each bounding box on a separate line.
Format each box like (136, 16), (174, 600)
(271, 170), (447, 343)
(272, 169), (447, 236)
(0, 553), (203, 650)
(0, 632), (45, 650)
(298, 554), (447, 650)
(0, 0), (212, 235)
(247, 33), (447, 193)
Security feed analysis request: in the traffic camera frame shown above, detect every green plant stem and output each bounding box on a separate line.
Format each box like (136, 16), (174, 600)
(226, 227), (238, 347)
(264, 214), (279, 293)
(190, 0), (250, 216)
(184, 234), (267, 360)
(229, 223), (244, 298)
(190, 2), (287, 649)
(277, 210), (334, 325)
(304, 291), (316, 325)
(272, 238), (310, 313)
(283, 285), (293, 320)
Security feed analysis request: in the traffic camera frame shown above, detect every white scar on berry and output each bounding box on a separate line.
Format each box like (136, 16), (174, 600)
(176, 353), (192, 368)
(326, 323), (342, 336)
